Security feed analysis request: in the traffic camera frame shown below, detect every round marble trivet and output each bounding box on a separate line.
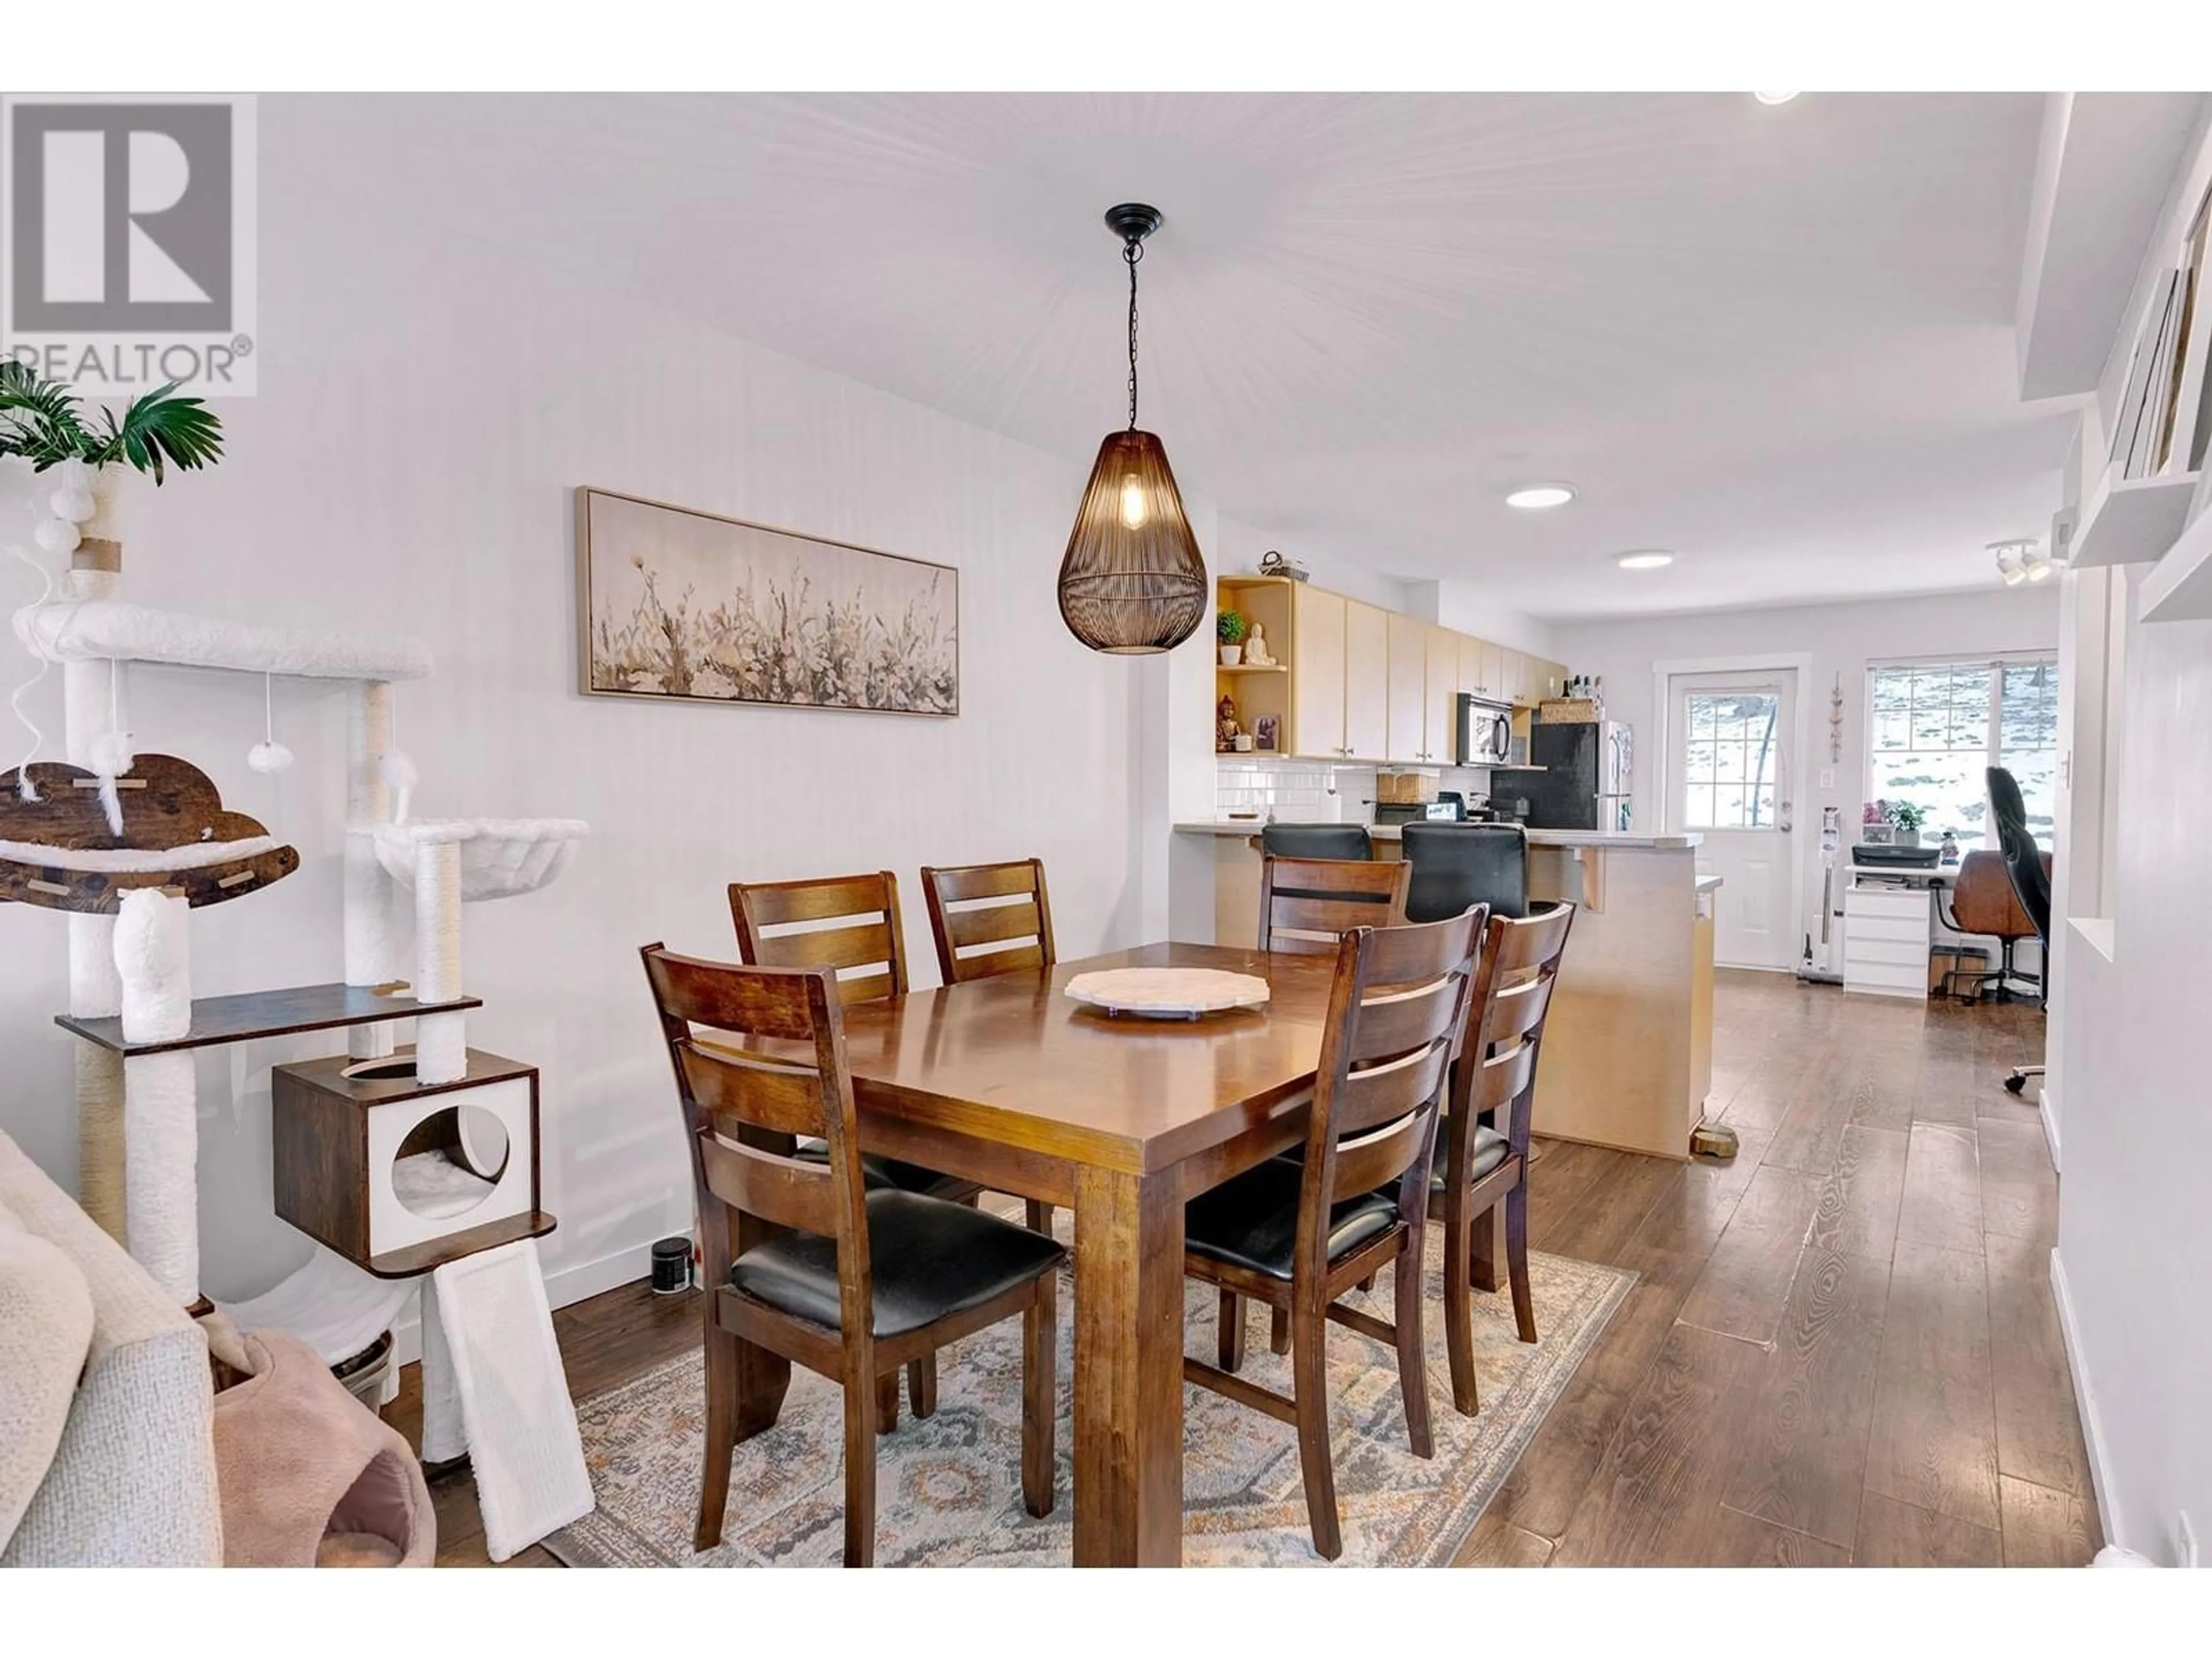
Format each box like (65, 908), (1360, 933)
(1064, 967), (1270, 1020)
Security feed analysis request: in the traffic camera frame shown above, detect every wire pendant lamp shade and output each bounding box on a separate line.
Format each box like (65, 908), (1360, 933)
(1058, 204), (1208, 654)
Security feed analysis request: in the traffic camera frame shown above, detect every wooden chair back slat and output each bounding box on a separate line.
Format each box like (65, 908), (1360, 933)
(930, 862), (1040, 903)
(1334, 1037), (1457, 1141)
(645, 944), (823, 1044)
(1259, 856), (1410, 955)
(1291, 909), (1482, 1286)
(1483, 898), (1574, 979)
(730, 872), (910, 1004)
(753, 919), (897, 976)
(1327, 1108), (1436, 1200)
(1464, 1035), (1541, 1120)
(1483, 972), (1556, 1048)
(696, 1131), (839, 1235)
(677, 1043), (828, 1138)
(921, 859), (1056, 986)
(946, 901), (1046, 951)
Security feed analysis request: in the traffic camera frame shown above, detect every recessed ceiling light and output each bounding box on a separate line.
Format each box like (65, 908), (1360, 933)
(1616, 551), (1675, 570)
(1505, 483), (1575, 510)
(1753, 91), (1801, 105)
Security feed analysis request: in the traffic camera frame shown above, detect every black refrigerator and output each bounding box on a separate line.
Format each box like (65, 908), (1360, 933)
(1489, 721), (1633, 832)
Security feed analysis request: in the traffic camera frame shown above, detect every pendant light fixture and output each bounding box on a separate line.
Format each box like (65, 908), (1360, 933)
(1056, 203), (1209, 654)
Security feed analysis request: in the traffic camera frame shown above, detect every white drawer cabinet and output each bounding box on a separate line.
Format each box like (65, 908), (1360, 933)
(1843, 880), (1933, 999)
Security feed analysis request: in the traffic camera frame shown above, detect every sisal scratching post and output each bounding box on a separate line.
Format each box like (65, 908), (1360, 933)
(70, 912), (127, 1239)
(115, 890), (199, 1305)
(412, 839), (465, 1085)
(345, 681), (396, 1062)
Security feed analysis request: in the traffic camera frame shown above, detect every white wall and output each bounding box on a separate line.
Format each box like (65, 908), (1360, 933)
(1552, 587), (2060, 961)
(0, 107), (1165, 1308)
(2044, 104), (2212, 1564)
(1406, 579), (1560, 660)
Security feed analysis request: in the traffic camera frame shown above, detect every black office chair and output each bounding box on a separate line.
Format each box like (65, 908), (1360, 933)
(1260, 824), (1373, 862)
(1987, 766), (2051, 1095)
(1400, 822), (1530, 923)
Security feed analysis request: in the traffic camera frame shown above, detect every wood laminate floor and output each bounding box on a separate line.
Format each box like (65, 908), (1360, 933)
(394, 971), (2094, 1568)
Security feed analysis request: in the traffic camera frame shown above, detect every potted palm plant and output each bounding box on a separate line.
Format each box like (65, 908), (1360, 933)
(0, 363), (225, 561)
(1217, 609), (1248, 666)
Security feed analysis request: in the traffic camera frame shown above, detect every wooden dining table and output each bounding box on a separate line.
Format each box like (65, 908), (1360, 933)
(715, 940), (1341, 1566)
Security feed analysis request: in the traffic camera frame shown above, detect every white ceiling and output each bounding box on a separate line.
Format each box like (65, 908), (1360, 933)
(292, 92), (2073, 621)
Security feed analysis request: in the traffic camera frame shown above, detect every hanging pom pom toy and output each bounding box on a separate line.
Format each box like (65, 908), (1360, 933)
(246, 674), (293, 774)
(84, 659), (134, 835)
(33, 516), (81, 556)
(50, 483), (97, 524)
(379, 751), (418, 824)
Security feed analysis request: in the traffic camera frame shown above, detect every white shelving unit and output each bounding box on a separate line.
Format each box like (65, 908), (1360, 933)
(2141, 494), (2212, 620)
(2067, 465), (2203, 567)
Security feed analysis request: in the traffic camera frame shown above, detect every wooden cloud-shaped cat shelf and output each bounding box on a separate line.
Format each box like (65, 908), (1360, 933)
(0, 753), (299, 914)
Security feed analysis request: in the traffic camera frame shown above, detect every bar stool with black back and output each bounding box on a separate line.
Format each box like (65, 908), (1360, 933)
(729, 870), (980, 1423)
(1987, 765), (2054, 1094)
(1430, 900), (1574, 1416)
(919, 858), (1058, 1234)
(1257, 853), (1410, 954)
(640, 946), (1063, 1566)
(1400, 820), (1531, 922)
(1181, 907), (1482, 1559)
(1259, 823), (1374, 862)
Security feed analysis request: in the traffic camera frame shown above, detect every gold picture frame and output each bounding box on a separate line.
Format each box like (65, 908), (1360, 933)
(575, 487), (959, 717)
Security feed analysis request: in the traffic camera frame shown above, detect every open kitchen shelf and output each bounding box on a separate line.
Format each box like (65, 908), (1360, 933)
(1214, 664), (1286, 674)
(57, 982), (482, 1057)
(2069, 465), (2202, 567)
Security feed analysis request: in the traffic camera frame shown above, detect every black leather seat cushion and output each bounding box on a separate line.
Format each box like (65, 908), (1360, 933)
(729, 1190), (1064, 1337)
(1427, 1123), (1510, 1192)
(1400, 821), (1529, 921)
(1184, 1158), (1400, 1281)
(1260, 824), (1373, 862)
(794, 1141), (975, 1199)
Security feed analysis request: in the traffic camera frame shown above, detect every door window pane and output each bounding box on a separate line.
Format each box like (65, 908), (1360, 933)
(1681, 690), (1782, 828)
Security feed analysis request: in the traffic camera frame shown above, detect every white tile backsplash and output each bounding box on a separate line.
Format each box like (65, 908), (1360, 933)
(1213, 757), (1496, 820)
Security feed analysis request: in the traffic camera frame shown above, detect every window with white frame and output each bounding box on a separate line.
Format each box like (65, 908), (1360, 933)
(1865, 656), (2057, 852)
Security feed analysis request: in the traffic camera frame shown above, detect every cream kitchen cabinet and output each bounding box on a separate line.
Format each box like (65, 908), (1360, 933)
(1386, 613), (1427, 763)
(1289, 582), (1346, 758)
(1343, 599), (1391, 760)
(1422, 623), (1460, 763)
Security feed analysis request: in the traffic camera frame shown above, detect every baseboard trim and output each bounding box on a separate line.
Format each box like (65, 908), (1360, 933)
(2039, 1080), (2062, 1173)
(2048, 1246), (2120, 1552)
(389, 1238), (656, 1369)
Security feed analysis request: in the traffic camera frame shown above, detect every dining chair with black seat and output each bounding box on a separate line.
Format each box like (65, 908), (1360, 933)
(919, 857), (1058, 1234)
(1182, 907), (1483, 1560)
(729, 869), (982, 1423)
(1427, 900), (1574, 1415)
(641, 945), (1063, 1566)
(1257, 853), (1410, 954)
(1259, 823), (1374, 862)
(1400, 820), (1530, 922)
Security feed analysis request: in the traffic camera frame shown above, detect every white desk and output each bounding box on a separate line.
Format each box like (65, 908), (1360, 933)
(1842, 863), (1954, 999)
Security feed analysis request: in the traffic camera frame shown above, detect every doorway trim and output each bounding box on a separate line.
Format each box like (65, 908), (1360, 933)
(1652, 652), (1816, 974)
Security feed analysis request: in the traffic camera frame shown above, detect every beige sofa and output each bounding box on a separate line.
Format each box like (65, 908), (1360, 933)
(0, 1130), (222, 1566)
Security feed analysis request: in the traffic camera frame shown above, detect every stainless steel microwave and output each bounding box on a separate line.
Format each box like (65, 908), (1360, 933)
(1455, 694), (1516, 766)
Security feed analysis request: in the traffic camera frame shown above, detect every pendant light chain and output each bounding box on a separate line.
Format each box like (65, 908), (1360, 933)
(1125, 236), (1142, 431)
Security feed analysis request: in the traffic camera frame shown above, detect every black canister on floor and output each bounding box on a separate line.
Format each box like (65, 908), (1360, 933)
(650, 1236), (692, 1295)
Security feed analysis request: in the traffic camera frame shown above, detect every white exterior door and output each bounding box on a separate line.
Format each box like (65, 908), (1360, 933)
(1667, 669), (1798, 969)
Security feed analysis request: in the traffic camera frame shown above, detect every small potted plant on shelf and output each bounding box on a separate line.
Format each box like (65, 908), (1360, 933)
(0, 362), (225, 560)
(1217, 609), (1248, 666)
(1888, 800), (1926, 847)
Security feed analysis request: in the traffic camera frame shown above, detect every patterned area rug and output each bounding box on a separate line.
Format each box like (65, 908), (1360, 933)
(547, 1226), (1631, 1568)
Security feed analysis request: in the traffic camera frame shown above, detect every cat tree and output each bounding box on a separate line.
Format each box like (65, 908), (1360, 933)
(5, 473), (592, 1559)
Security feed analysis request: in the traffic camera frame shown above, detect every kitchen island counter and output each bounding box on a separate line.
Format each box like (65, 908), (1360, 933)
(1172, 821), (1701, 851)
(1172, 821), (1716, 1160)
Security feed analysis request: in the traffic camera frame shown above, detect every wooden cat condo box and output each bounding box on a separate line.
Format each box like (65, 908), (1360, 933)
(272, 1048), (554, 1278)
